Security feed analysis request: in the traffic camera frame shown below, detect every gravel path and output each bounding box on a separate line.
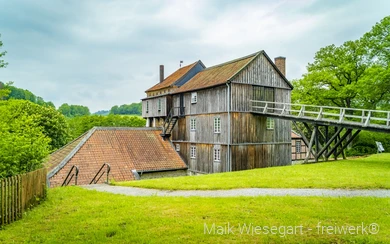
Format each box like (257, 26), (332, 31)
(82, 184), (390, 198)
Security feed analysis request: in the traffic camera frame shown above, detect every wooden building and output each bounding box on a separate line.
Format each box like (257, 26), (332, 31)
(291, 130), (313, 161)
(142, 61), (205, 127)
(142, 51), (293, 174)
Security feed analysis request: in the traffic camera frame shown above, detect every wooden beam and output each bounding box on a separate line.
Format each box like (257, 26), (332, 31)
(325, 129), (352, 159)
(316, 127), (343, 160)
(314, 126), (319, 162)
(335, 130), (361, 158)
(305, 128), (316, 163)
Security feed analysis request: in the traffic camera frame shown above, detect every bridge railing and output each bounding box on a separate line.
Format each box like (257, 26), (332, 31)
(251, 100), (390, 128)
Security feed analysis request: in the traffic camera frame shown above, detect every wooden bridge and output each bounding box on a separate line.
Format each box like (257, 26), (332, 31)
(251, 100), (390, 162)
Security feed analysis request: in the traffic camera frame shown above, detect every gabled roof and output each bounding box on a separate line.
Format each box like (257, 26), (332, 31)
(145, 60), (205, 92)
(173, 53), (257, 93)
(291, 130), (303, 138)
(173, 50), (293, 94)
(46, 127), (187, 185)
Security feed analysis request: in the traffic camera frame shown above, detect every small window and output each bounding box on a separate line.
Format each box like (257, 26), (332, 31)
(191, 92), (197, 104)
(146, 101), (149, 113)
(190, 145), (196, 159)
(190, 118), (196, 131)
(213, 148), (221, 162)
(214, 117), (221, 133)
(158, 99), (162, 111)
(176, 144), (180, 152)
(266, 118), (274, 130)
(296, 141), (301, 153)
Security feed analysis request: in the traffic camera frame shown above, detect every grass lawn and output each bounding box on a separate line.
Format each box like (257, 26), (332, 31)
(114, 154), (390, 190)
(0, 187), (389, 243)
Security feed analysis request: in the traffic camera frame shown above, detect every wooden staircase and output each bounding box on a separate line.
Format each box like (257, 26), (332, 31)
(161, 107), (182, 139)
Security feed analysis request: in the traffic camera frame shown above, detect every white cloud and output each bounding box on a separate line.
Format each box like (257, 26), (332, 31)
(0, 0), (389, 112)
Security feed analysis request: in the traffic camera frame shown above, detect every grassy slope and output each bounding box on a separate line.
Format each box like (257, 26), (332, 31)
(0, 187), (389, 243)
(114, 154), (390, 190)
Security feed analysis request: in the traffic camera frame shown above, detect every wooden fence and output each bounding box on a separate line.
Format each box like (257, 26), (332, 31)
(0, 168), (47, 226)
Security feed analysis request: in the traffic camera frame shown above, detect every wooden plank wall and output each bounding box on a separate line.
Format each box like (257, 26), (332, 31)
(231, 53), (291, 89)
(172, 114), (229, 144)
(231, 143), (291, 171)
(174, 142), (227, 174)
(172, 86), (227, 115)
(0, 168), (47, 226)
(141, 96), (168, 118)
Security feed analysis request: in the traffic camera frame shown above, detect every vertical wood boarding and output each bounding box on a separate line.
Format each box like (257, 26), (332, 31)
(0, 168), (47, 226)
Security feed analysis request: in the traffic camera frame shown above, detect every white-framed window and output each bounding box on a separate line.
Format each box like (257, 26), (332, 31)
(295, 141), (301, 153)
(190, 145), (196, 159)
(175, 144), (180, 152)
(158, 99), (162, 111)
(191, 92), (197, 103)
(213, 148), (221, 162)
(146, 101), (149, 113)
(214, 117), (221, 133)
(190, 118), (196, 131)
(266, 118), (274, 130)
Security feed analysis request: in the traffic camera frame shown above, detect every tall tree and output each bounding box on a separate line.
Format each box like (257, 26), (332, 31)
(292, 16), (390, 110)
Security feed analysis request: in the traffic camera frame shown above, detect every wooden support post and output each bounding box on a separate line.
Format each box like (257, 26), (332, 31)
(314, 125), (319, 162)
(325, 128), (352, 159)
(305, 128), (316, 163)
(316, 127), (343, 161)
(335, 130), (361, 158)
(336, 134), (346, 160)
(325, 126), (329, 161)
(334, 127), (338, 160)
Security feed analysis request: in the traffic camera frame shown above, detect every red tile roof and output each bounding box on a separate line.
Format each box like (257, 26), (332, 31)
(173, 52), (258, 93)
(145, 61), (199, 92)
(47, 127), (187, 187)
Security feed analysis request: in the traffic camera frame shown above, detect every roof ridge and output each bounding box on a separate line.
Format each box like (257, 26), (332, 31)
(203, 51), (262, 71)
(47, 127), (97, 179)
(94, 126), (161, 131)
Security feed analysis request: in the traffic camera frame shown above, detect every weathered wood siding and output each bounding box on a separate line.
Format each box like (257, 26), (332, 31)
(231, 144), (291, 171)
(231, 83), (290, 112)
(230, 112), (291, 144)
(142, 96), (170, 118)
(231, 53), (291, 89)
(172, 86), (227, 115)
(173, 142), (227, 173)
(172, 114), (228, 144)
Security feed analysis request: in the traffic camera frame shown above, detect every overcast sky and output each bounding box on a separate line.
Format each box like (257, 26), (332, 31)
(0, 0), (389, 112)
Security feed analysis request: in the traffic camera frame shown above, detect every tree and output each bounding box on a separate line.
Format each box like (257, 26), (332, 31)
(68, 114), (145, 139)
(0, 34), (7, 69)
(110, 102), (142, 115)
(293, 16), (390, 110)
(0, 81), (11, 100)
(0, 101), (51, 177)
(58, 103), (91, 117)
(0, 100), (69, 150)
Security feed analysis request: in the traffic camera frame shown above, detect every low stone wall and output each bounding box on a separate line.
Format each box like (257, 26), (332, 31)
(140, 169), (188, 180)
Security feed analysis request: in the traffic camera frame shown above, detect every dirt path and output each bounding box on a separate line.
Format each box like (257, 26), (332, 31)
(82, 184), (390, 198)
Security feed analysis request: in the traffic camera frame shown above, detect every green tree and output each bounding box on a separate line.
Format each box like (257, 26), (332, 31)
(292, 16), (390, 110)
(58, 103), (90, 117)
(68, 114), (145, 139)
(0, 101), (51, 177)
(0, 100), (69, 150)
(110, 102), (142, 115)
(0, 81), (11, 100)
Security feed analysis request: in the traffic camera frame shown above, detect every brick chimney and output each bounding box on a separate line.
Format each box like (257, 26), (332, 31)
(274, 57), (286, 77)
(159, 65), (164, 83)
